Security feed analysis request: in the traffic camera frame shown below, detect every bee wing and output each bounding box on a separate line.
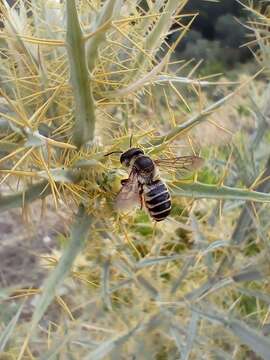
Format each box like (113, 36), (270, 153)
(115, 170), (141, 211)
(154, 156), (204, 171)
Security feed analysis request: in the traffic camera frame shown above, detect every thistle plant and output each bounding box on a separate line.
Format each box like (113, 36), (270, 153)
(1, 0), (270, 359)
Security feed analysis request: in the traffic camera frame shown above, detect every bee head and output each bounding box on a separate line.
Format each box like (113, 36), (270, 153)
(120, 148), (144, 167)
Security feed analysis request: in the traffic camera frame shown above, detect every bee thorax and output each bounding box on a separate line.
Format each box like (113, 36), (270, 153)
(133, 155), (154, 172)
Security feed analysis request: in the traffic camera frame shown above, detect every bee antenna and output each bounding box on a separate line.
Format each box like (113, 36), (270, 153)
(129, 134), (133, 148)
(104, 150), (123, 157)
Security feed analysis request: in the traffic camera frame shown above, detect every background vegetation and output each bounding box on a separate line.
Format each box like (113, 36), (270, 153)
(1, 0), (270, 359)
(164, 0), (257, 70)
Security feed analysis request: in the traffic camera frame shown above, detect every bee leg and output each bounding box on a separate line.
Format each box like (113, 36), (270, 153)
(139, 184), (144, 210)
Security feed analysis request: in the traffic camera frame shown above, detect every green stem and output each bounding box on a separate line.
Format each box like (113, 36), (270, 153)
(172, 181), (270, 203)
(66, 0), (95, 147)
(86, 0), (122, 72)
(21, 205), (92, 357)
(0, 181), (51, 212)
(130, 0), (186, 80)
(215, 156), (270, 276)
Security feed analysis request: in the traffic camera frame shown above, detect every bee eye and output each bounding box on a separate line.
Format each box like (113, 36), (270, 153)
(120, 157), (130, 166)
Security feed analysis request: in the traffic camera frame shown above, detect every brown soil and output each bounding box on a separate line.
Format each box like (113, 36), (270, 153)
(0, 203), (67, 288)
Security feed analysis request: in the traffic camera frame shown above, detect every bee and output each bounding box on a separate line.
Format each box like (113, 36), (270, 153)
(107, 147), (204, 222)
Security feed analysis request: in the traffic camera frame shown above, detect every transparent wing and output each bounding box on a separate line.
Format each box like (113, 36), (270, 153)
(155, 156), (204, 171)
(115, 170), (141, 211)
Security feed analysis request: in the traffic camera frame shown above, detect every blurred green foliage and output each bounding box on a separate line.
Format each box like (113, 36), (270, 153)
(170, 0), (262, 70)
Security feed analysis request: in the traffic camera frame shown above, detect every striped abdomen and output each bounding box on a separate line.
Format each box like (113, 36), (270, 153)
(144, 180), (171, 221)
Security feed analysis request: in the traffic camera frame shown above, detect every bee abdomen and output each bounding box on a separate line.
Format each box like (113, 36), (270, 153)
(144, 181), (171, 221)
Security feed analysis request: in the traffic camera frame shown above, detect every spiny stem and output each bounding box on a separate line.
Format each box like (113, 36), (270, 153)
(66, 0), (95, 147)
